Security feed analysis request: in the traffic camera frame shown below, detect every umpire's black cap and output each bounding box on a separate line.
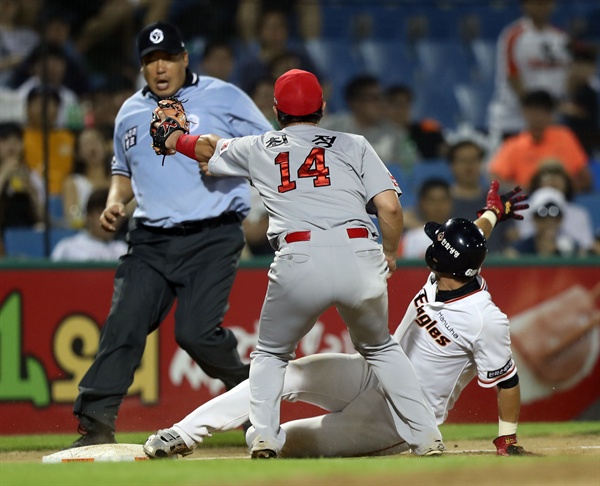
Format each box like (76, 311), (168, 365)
(137, 21), (185, 60)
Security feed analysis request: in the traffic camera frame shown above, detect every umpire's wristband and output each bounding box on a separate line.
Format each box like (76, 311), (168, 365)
(176, 134), (200, 160)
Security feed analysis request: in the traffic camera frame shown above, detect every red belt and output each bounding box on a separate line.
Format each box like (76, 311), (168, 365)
(284, 227), (369, 244)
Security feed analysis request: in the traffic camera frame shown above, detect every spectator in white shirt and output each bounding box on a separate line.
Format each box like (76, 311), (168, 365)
(51, 188), (128, 261)
(486, 0), (571, 142)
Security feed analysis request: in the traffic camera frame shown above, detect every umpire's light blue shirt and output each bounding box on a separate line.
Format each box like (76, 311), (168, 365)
(112, 72), (273, 228)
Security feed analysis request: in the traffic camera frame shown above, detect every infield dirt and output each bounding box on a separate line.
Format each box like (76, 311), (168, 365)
(1, 434), (598, 462)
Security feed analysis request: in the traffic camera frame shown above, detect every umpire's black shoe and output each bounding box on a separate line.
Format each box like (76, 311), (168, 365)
(66, 424), (116, 449)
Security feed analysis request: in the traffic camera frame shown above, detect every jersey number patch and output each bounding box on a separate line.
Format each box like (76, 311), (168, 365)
(275, 148), (331, 193)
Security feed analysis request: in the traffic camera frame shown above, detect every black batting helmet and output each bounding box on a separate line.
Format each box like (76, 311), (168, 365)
(424, 218), (487, 277)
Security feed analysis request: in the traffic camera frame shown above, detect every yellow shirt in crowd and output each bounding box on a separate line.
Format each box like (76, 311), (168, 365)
(24, 129), (75, 196)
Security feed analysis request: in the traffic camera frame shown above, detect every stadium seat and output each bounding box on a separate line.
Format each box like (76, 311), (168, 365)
(306, 39), (365, 80)
(3, 228), (79, 258)
(48, 195), (65, 225)
(387, 164), (416, 209)
(414, 40), (475, 88)
(3, 228), (44, 258)
(589, 159), (600, 192)
(306, 38), (365, 112)
(470, 39), (497, 84)
(467, 4), (521, 40)
(359, 39), (417, 86)
(453, 81), (494, 130)
(412, 84), (462, 130)
(420, 6), (462, 40)
(386, 160), (455, 211)
(412, 160), (455, 191)
(369, 4), (408, 40)
(320, 3), (363, 40)
(574, 193), (600, 233)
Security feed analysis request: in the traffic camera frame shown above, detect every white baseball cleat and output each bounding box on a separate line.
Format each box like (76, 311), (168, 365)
(250, 440), (278, 459)
(143, 428), (196, 459)
(420, 440), (446, 457)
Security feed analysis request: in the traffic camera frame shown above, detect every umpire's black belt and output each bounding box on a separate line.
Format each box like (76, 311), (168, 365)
(141, 212), (242, 236)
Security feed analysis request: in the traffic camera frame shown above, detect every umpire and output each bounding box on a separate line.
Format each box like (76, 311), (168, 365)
(69, 21), (273, 448)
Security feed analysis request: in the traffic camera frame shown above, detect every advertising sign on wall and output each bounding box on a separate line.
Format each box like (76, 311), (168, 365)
(0, 262), (598, 434)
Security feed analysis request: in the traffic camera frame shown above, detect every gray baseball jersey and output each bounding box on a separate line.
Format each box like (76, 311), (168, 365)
(170, 274), (515, 457)
(206, 123), (442, 456)
(208, 125), (400, 246)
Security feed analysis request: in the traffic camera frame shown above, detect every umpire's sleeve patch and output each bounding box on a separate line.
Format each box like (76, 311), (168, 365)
(124, 126), (137, 151)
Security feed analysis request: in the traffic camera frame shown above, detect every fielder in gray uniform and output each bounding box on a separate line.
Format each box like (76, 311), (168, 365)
(143, 183), (530, 459)
(69, 21), (273, 448)
(149, 68), (444, 458)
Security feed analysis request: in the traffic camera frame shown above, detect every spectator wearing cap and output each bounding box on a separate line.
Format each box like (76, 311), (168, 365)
(516, 164), (595, 253)
(22, 86), (75, 196)
(51, 188), (128, 261)
(506, 186), (581, 257)
(68, 20), (272, 448)
(488, 89), (591, 193)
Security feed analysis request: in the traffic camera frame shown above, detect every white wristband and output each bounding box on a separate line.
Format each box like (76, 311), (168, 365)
(480, 210), (498, 228)
(498, 418), (518, 436)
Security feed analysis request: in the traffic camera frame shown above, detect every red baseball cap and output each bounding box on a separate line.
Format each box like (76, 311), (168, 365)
(274, 69), (323, 116)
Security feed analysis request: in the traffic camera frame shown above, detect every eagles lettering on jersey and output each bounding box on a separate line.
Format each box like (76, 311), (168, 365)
(413, 290), (452, 347)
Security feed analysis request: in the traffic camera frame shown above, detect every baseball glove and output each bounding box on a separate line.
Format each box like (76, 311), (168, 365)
(150, 97), (190, 161)
(477, 180), (529, 222)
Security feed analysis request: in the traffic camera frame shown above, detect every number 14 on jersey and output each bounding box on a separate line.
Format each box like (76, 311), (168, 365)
(275, 148), (331, 193)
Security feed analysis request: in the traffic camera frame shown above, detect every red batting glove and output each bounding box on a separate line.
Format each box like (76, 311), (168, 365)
(477, 181), (529, 222)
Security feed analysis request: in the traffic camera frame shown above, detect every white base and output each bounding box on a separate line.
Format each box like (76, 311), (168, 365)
(42, 444), (150, 463)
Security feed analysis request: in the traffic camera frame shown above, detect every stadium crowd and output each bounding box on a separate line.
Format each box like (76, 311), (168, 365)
(1, 0), (599, 259)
